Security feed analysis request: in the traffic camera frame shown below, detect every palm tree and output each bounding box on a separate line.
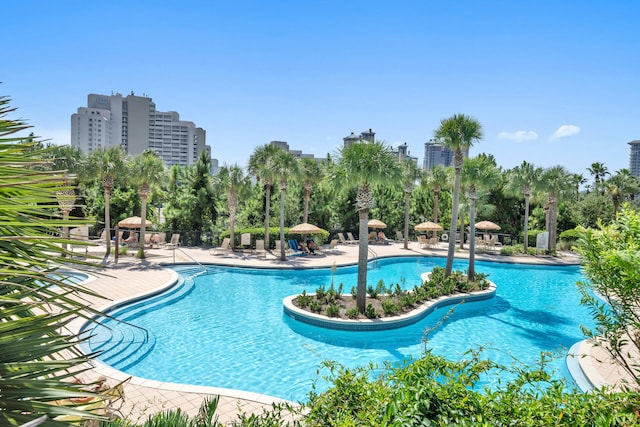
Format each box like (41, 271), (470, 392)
(217, 164), (249, 250)
(461, 154), (500, 279)
(435, 114), (483, 277)
(587, 162), (609, 195)
(539, 166), (572, 253)
(423, 165), (452, 240)
(606, 169), (640, 219)
(569, 173), (587, 201)
(1, 96), (104, 425)
(504, 161), (542, 253)
(131, 150), (166, 258)
(399, 160), (423, 249)
(331, 141), (400, 313)
(84, 146), (129, 254)
(271, 150), (300, 261)
(299, 158), (324, 224)
(248, 144), (281, 248)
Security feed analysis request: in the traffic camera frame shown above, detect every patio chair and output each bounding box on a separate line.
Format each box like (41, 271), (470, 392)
(164, 233), (180, 249)
(89, 229), (108, 244)
(346, 232), (359, 244)
(69, 226), (89, 254)
(337, 232), (349, 245)
(254, 239), (267, 258)
(324, 239), (339, 254)
(210, 237), (231, 255)
(418, 235), (428, 249)
(395, 231), (403, 242)
(428, 236), (439, 248)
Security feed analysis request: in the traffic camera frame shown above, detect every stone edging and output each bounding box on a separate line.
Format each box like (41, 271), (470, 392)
(283, 272), (497, 331)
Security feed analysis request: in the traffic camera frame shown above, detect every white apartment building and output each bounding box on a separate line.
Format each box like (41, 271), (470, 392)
(71, 92), (209, 167)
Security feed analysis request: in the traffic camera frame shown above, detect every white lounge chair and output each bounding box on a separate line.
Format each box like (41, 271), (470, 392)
(164, 233), (180, 249)
(210, 237), (231, 255)
(346, 232), (359, 244)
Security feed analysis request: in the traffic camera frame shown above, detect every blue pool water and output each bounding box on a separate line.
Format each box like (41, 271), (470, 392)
(85, 257), (593, 402)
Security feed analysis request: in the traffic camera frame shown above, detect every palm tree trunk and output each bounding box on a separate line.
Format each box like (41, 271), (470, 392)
(264, 184), (272, 248)
(104, 188), (111, 255)
(303, 187), (311, 224)
(445, 170), (461, 277)
(523, 195), (530, 253)
(138, 195), (147, 258)
(357, 209), (369, 313)
(279, 188), (286, 261)
(468, 197), (477, 280)
(229, 208), (237, 251)
(459, 213), (465, 250)
(549, 199), (558, 253)
(433, 190), (440, 240)
(403, 191), (410, 250)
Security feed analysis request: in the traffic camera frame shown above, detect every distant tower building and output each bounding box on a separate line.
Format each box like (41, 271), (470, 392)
(71, 92), (210, 168)
(393, 142), (418, 164)
(343, 129), (376, 147)
(629, 140), (640, 178)
(269, 140), (321, 161)
(423, 138), (467, 170)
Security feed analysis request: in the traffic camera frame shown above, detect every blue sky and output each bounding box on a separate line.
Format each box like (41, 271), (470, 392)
(4, 1), (639, 177)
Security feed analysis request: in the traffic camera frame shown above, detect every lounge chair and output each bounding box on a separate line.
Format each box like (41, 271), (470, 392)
(254, 239), (267, 258)
(337, 232), (349, 245)
(323, 239), (339, 254)
(164, 233), (180, 249)
(89, 229), (108, 244)
(346, 232), (359, 244)
(395, 231), (403, 242)
(275, 240), (293, 256)
(69, 226), (89, 254)
(210, 237), (231, 255)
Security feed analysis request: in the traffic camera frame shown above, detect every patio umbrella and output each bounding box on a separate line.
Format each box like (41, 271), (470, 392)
(368, 219), (387, 229)
(117, 216), (152, 229)
(475, 220), (500, 231)
(414, 221), (443, 232)
(288, 222), (326, 234)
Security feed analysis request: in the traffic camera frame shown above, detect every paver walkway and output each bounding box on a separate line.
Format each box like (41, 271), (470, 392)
(66, 240), (625, 424)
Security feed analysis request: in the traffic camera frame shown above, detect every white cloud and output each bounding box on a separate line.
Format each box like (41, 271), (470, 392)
(497, 130), (539, 143)
(551, 124), (580, 140)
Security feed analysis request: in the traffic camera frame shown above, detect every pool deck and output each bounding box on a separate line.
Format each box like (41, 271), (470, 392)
(66, 240), (632, 424)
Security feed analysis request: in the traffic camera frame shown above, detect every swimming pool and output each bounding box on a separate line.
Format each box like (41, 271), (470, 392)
(84, 257), (593, 402)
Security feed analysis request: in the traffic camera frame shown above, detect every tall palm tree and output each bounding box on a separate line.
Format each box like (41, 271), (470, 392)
(131, 150), (166, 258)
(539, 166), (572, 253)
(217, 164), (249, 250)
(1, 96), (104, 425)
(331, 141), (400, 313)
(606, 169), (640, 219)
(84, 146), (128, 254)
(423, 165), (452, 239)
(461, 154), (500, 279)
(569, 173), (587, 201)
(504, 161), (542, 253)
(435, 114), (483, 277)
(587, 162), (609, 195)
(399, 160), (423, 249)
(299, 158), (324, 224)
(271, 150), (300, 261)
(248, 144), (281, 248)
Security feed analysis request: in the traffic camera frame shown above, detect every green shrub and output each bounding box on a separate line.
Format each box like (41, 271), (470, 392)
(309, 300), (322, 313)
(326, 303), (340, 317)
(500, 245), (515, 255)
(315, 285), (326, 300)
(295, 290), (313, 307)
(364, 303), (378, 319)
(381, 299), (399, 315)
(346, 308), (360, 319)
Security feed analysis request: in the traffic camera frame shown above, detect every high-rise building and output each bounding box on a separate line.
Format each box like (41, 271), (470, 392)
(629, 140), (640, 178)
(423, 138), (467, 170)
(392, 142), (418, 164)
(71, 92), (210, 167)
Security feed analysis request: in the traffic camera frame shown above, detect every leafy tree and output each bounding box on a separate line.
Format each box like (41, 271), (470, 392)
(462, 154), (500, 279)
(399, 160), (423, 249)
(435, 114), (483, 277)
(606, 169), (640, 219)
(131, 150), (165, 258)
(504, 161), (542, 252)
(577, 207), (640, 387)
(248, 144), (281, 248)
(587, 161), (609, 195)
(272, 150), (299, 260)
(0, 96), (104, 426)
(539, 166), (572, 253)
(84, 146), (129, 254)
(216, 164), (249, 250)
(423, 164), (452, 239)
(299, 158), (324, 224)
(331, 141), (400, 313)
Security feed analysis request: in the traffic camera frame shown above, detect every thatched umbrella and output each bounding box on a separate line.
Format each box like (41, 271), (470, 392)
(118, 216), (152, 228)
(414, 221), (443, 232)
(289, 222), (326, 235)
(475, 220), (500, 231)
(367, 219), (387, 229)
